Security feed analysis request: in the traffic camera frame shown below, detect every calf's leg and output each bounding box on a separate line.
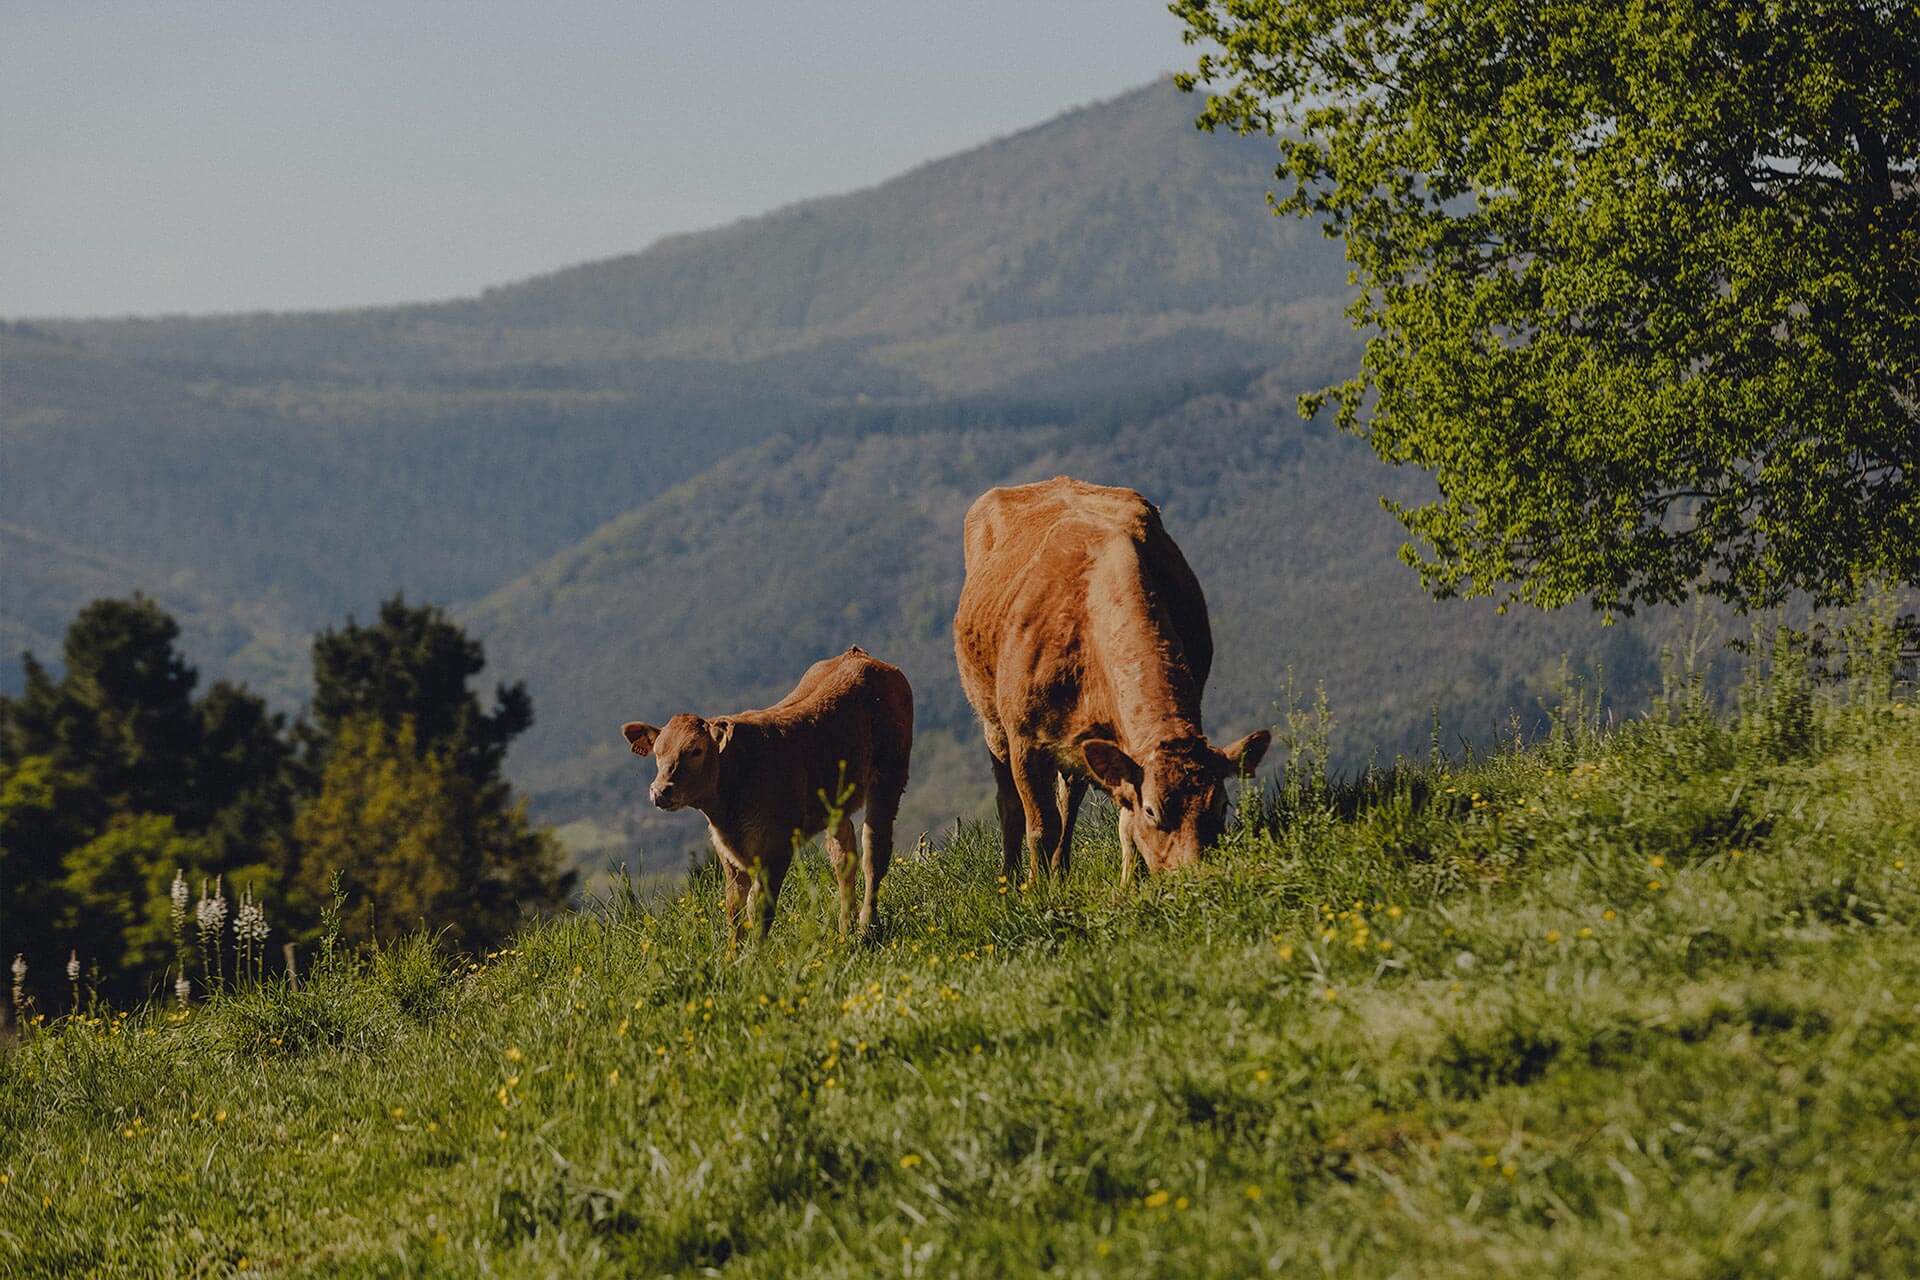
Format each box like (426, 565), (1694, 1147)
(860, 765), (907, 938)
(721, 860), (752, 951)
(825, 817), (859, 939)
(743, 850), (792, 940)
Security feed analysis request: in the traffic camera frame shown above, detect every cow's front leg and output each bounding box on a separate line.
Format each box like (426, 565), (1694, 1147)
(1011, 748), (1062, 885)
(990, 751), (1024, 881)
(1053, 773), (1088, 876)
(1117, 806), (1140, 888)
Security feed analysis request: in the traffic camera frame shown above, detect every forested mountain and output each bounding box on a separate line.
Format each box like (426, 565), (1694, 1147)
(5, 82), (1670, 875)
(468, 380), (1672, 862)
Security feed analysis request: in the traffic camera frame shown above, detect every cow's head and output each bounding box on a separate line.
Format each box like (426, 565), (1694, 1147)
(1081, 730), (1271, 871)
(620, 713), (733, 812)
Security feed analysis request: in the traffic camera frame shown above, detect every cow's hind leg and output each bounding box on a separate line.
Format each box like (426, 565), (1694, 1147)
(825, 817), (858, 939)
(991, 751), (1024, 882)
(1010, 747), (1061, 886)
(1053, 773), (1088, 876)
(859, 764), (907, 939)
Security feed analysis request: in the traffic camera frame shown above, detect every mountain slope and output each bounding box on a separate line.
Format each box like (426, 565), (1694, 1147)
(6, 83), (1356, 711)
(470, 381), (1669, 867)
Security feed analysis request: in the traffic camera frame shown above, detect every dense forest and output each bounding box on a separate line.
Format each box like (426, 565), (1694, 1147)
(0, 597), (570, 1010)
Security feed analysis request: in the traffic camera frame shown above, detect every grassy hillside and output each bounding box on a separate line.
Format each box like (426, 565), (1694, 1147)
(5, 664), (1914, 1276)
(472, 384), (1680, 867)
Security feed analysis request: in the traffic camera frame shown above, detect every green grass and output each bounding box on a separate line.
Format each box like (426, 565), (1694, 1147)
(4, 686), (1918, 1277)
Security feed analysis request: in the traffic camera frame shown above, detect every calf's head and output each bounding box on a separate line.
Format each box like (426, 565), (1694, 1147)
(621, 714), (732, 812)
(1082, 730), (1271, 871)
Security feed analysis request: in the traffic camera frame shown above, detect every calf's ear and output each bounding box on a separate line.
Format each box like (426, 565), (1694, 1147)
(710, 717), (735, 752)
(1218, 729), (1272, 775)
(622, 721), (660, 757)
(1083, 739), (1142, 791)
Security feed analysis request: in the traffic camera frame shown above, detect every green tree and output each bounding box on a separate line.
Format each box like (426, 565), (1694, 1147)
(2, 598), (202, 817)
(57, 815), (227, 993)
(0, 598), (293, 1004)
(0, 755), (97, 1008)
(291, 717), (567, 950)
(307, 595), (530, 794)
(294, 598), (572, 948)
(1174, 0), (1918, 615)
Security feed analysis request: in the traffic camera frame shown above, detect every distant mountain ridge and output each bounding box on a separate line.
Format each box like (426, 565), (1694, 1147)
(41, 85), (1343, 380)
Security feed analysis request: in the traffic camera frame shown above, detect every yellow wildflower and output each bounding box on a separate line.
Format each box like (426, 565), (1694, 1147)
(1143, 1190), (1171, 1208)
(899, 1154), (922, 1169)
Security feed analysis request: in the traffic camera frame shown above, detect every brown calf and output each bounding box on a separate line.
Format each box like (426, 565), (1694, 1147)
(953, 477), (1269, 882)
(621, 646), (913, 942)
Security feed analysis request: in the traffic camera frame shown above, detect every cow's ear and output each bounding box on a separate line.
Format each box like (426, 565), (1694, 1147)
(710, 717), (735, 752)
(1218, 729), (1272, 776)
(622, 721), (660, 757)
(1083, 739), (1142, 791)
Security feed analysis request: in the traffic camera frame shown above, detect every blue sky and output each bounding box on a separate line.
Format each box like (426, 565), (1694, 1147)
(1, 2), (1190, 317)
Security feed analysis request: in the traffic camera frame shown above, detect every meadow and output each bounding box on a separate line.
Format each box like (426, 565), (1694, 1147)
(3, 644), (1916, 1278)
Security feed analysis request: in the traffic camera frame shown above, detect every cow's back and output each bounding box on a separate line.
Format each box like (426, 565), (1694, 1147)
(956, 478), (1212, 702)
(753, 646), (913, 772)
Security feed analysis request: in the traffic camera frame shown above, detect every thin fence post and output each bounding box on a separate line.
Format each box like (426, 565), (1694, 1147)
(284, 942), (300, 992)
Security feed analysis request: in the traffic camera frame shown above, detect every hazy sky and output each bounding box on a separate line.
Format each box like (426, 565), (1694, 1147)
(1, 2), (1191, 318)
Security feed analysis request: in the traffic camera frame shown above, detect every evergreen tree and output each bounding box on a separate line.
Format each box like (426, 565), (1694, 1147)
(292, 718), (566, 950)
(307, 595), (530, 795)
(294, 596), (572, 948)
(0, 598), (291, 1005)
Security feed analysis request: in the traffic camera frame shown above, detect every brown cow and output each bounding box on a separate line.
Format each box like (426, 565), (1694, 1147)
(953, 477), (1269, 883)
(621, 646), (913, 943)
